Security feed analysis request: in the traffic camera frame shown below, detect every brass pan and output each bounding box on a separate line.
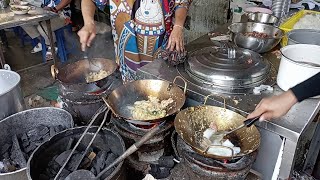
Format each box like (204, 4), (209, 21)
(174, 95), (261, 160)
(103, 76), (187, 125)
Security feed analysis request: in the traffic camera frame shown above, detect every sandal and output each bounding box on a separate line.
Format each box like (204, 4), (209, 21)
(31, 43), (42, 53)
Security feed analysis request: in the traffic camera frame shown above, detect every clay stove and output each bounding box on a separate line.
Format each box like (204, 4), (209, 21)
(169, 135), (257, 180)
(111, 116), (174, 178)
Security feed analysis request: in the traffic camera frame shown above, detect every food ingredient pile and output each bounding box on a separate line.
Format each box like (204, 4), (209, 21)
(293, 13), (320, 30)
(130, 96), (173, 120)
(202, 122), (241, 157)
(85, 70), (109, 83)
(243, 31), (270, 38)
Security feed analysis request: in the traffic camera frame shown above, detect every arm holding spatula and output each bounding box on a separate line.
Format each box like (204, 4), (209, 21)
(248, 72), (320, 121)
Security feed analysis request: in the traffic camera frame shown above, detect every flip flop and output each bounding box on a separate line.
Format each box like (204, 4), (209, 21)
(31, 43), (42, 53)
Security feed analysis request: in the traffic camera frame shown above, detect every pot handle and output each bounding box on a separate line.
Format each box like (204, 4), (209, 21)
(171, 76), (187, 94)
(51, 65), (59, 79)
(203, 94), (226, 110)
(3, 64), (10, 70)
(102, 96), (119, 118)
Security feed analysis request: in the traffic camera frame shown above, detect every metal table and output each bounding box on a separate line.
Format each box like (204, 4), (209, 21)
(0, 8), (59, 68)
(136, 27), (320, 180)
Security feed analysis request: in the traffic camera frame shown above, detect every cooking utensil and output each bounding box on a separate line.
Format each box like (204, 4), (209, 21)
(246, 12), (279, 25)
(228, 22), (284, 53)
(174, 94), (261, 160)
(64, 121), (165, 180)
(277, 44), (320, 92)
(54, 106), (108, 180)
(52, 58), (118, 93)
(0, 64), (25, 120)
(209, 116), (260, 142)
(83, 47), (99, 70)
(287, 29), (320, 46)
(104, 76), (187, 125)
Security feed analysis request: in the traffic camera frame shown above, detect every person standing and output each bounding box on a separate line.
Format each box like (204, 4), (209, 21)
(78, 0), (192, 82)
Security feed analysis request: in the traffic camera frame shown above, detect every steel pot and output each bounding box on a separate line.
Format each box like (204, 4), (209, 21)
(228, 22), (284, 53)
(287, 29), (320, 46)
(0, 107), (73, 180)
(0, 64), (25, 120)
(277, 44), (320, 91)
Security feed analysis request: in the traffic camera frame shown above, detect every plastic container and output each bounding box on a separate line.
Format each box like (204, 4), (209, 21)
(279, 10), (320, 46)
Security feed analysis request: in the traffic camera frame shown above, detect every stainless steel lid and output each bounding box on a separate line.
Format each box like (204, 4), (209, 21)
(185, 46), (270, 88)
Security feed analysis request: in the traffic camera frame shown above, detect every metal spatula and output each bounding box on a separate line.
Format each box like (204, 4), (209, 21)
(200, 116), (260, 154)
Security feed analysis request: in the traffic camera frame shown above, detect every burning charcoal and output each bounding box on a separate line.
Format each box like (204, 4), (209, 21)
(1, 144), (11, 155)
(158, 156), (175, 168)
(66, 138), (74, 151)
(92, 151), (107, 174)
(10, 134), (27, 168)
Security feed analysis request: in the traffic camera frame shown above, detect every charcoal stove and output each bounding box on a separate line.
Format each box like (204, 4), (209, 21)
(171, 135), (257, 180)
(111, 115), (174, 177)
(59, 71), (122, 125)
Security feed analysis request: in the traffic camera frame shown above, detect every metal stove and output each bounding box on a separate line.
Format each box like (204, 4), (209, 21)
(136, 31), (320, 179)
(110, 115), (174, 175)
(174, 135), (257, 180)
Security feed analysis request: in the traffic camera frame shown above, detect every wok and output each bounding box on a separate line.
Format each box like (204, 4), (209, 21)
(104, 76), (187, 125)
(51, 58), (118, 93)
(174, 95), (260, 160)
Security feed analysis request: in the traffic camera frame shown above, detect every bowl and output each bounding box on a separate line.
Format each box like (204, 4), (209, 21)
(287, 29), (320, 46)
(228, 22), (284, 53)
(245, 7), (273, 14)
(10, 5), (30, 15)
(247, 12), (279, 25)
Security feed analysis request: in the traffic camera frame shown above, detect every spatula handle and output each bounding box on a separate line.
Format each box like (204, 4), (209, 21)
(244, 116), (260, 127)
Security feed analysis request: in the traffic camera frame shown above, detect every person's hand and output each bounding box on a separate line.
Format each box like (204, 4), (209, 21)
(166, 25), (184, 53)
(77, 22), (96, 51)
(247, 90), (298, 121)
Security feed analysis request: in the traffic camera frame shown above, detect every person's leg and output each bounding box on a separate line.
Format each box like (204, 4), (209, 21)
(21, 25), (42, 53)
(37, 17), (66, 45)
(37, 18), (66, 60)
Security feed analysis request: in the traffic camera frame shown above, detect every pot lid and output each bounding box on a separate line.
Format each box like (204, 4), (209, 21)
(185, 46), (270, 87)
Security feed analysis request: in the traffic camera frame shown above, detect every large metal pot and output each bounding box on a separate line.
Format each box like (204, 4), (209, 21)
(277, 44), (320, 91)
(0, 65), (25, 120)
(27, 127), (126, 180)
(287, 29), (320, 46)
(0, 107), (73, 180)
